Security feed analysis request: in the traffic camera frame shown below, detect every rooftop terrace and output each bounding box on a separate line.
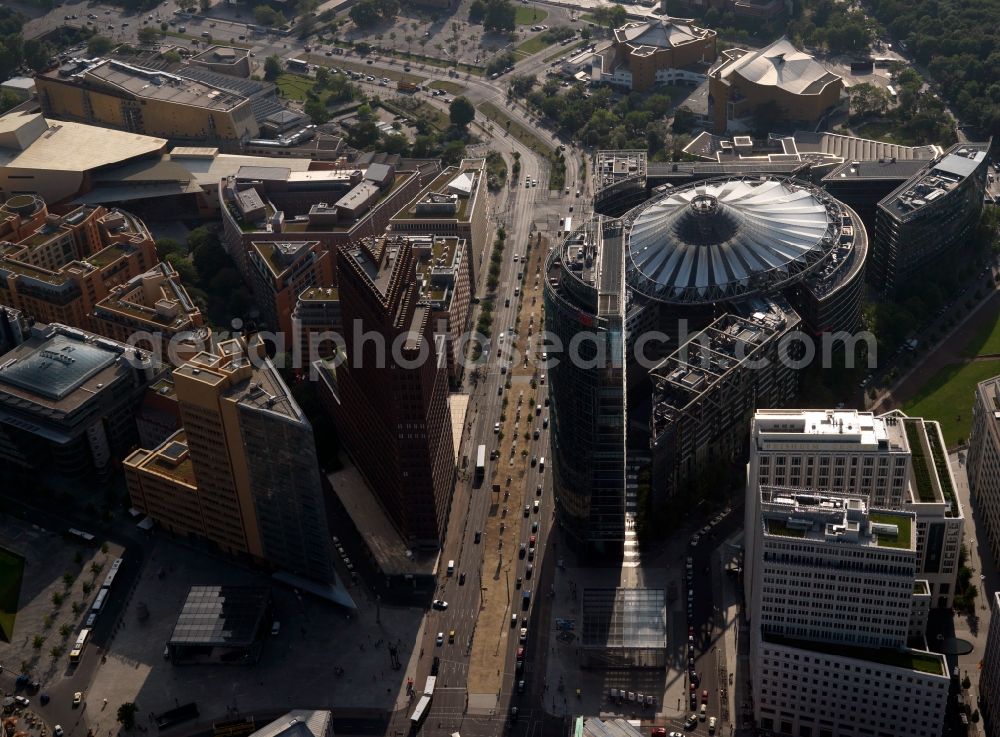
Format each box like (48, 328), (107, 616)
(881, 142), (990, 220)
(763, 632), (945, 676)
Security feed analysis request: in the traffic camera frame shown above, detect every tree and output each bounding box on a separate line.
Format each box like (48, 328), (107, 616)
(469, 0), (486, 23)
(87, 35), (113, 56)
(671, 106), (697, 134)
(117, 702), (139, 730)
(254, 5), (279, 26)
(23, 39), (52, 71)
(263, 54), (282, 81)
(449, 96), (475, 130)
(137, 27), (161, 45)
(482, 0), (515, 33)
(163, 50), (181, 63)
(304, 97), (329, 123)
(849, 82), (889, 119)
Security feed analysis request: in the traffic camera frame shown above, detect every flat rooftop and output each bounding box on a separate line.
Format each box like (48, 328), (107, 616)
(762, 631), (946, 676)
(63, 58), (247, 111)
(393, 160), (483, 222)
(753, 409), (908, 452)
(881, 142), (990, 219)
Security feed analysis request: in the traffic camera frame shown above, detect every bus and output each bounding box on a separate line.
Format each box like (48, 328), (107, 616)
(423, 676), (436, 698)
(67, 528), (96, 545)
(564, 216), (572, 235)
(287, 58), (309, 72)
(102, 557), (124, 590)
(474, 445), (486, 487)
(69, 628), (91, 663)
(410, 695), (431, 729)
(92, 588), (108, 613)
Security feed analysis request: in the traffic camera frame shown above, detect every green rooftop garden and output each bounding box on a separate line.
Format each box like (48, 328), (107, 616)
(765, 518), (807, 538)
(904, 420), (938, 503)
(924, 423), (958, 516)
(869, 511), (912, 549)
(763, 632), (945, 675)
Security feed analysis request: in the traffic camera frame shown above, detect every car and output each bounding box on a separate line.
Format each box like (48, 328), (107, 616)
(72, 692), (83, 707)
(436, 632), (444, 645)
(708, 717), (717, 734)
(448, 629), (456, 643)
(651, 729), (667, 737)
(517, 679), (526, 693)
(432, 599), (449, 610)
(474, 530), (482, 543)
(669, 733), (684, 737)
(13, 696), (29, 708)
(537, 484), (542, 496)
(519, 543), (527, 558)
(520, 626), (528, 642)
(516, 646), (525, 659)
(495, 422), (501, 433)
(325, 50), (333, 56)
(533, 500), (540, 513)
(526, 563), (533, 578)
(533, 429), (540, 440)
(271, 621), (281, 635)
(510, 707), (519, 721)
(511, 613), (519, 627)
(459, 572), (466, 585)
(366, 59), (374, 64)
(684, 715), (697, 730)
(531, 521), (538, 532)
(524, 505), (530, 517)
(699, 704), (707, 720)
(529, 535), (536, 547)
(39, 694), (50, 706)
(702, 689), (709, 703)
(531, 455), (537, 466)
(516, 576), (522, 589)
(54, 728), (64, 737)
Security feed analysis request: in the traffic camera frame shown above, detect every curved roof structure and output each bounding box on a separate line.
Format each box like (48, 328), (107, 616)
(624, 177), (838, 303)
(725, 38), (841, 96)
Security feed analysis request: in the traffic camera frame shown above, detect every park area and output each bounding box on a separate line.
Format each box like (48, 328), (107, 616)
(903, 299), (1000, 446)
(0, 546), (24, 642)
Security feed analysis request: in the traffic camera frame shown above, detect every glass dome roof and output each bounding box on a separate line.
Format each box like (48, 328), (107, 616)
(625, 178), (836, 304)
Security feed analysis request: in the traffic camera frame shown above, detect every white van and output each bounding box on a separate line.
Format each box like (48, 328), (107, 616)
(447, 560), (455, 576)
(539, 457), (545, 471)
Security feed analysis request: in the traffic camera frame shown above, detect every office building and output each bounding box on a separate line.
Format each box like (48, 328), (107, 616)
(0, 109), (166, 204)
(388, 159), (488, 289)
(746, 484), (949, 737)
(124, 335), (336, 583)
(220, 161), (422, 287)
(749, 409), (964, 608)
(983, 592), (1000, 737)
(0, 322), (158, 477)
(649, 299), (800, 503)
(592, 18), (717, 92)
(0, 197), (159, 333)
(247, 239), (333, 338)
(873, 142), (990, 295)
(36, 58), (259, 147)
(316, 236), (454, 549)
(544, 218), (629, 553)
(411, 235), (473, 385)
(821, 158), (932, 234)
(91, 261), (209, 363)
(292, 287), (341, 368)
(968, 375), (1000, 569)
(708, 38), (844, 134)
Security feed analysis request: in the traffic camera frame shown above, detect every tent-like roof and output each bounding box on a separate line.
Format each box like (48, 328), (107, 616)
(726, 37), (841, 95)
(614, 18), (705, 50)
(625, 177), (836, 304)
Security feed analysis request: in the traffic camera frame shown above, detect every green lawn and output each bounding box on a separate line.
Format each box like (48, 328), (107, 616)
(853, 120), (918, 146)
(275, 73), (316, 102)
(961, 304), (1000, 357)
(0, 547), (24, 643)
(516, 33), (556, 57)
(478, 101), (552, 156)
(515, 6), (548, 25)
(903, 359), (1000, 446)
(429, 80), (466, 95)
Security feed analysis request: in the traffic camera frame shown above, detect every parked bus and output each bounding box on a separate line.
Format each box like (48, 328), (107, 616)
(69, 628), (91, 663)
(474, 445), (486, 487)
(102, 557), (124, 590)
(423, 676), (436, 697)
(410, 695), (431, 729)
(92, 588), (108, 613)
(287, 58), (309, 71)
